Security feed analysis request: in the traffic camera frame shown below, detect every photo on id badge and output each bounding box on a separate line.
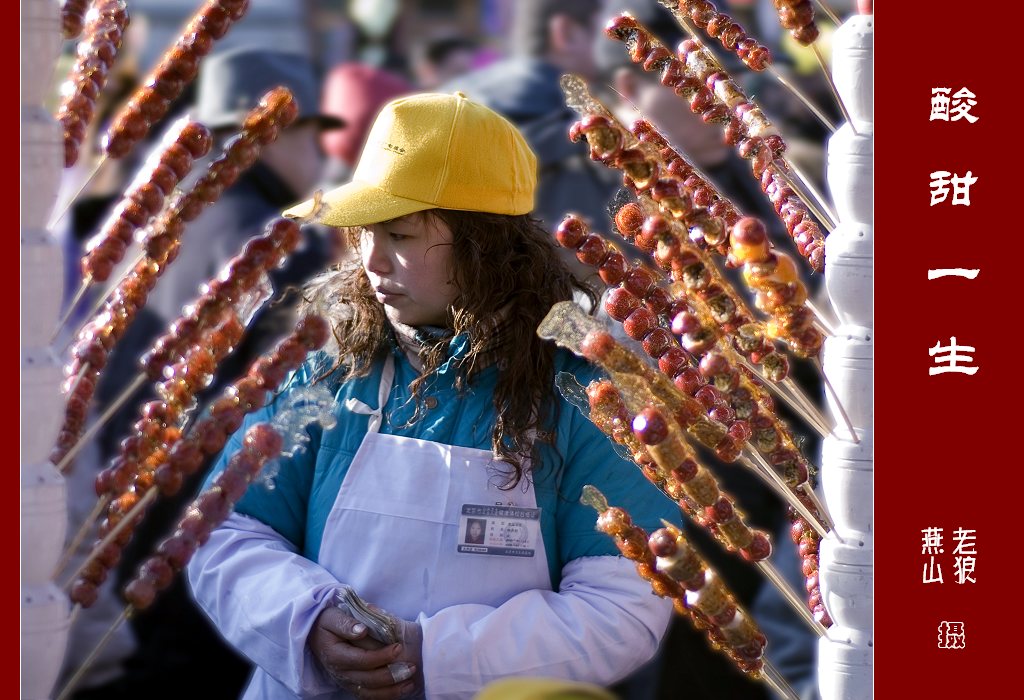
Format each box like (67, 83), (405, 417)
(458, 504), (540, 556)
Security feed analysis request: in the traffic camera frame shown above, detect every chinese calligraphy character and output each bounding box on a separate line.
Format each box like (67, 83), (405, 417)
(929, 338), (979, 376)
(922, 527), (944, 583)
(954, 556), (976, 584)
(937, 621), (966, 649)
(930, 88), (951, 121)
(928, 268), (980, 280)
(922, 527), (944, 554)
(950, 88), (979, 123)
(930, 171), (978, 206)
(923, 556), (944, 584)
(930, 87), (978, 123)
(952, 527), (977, 584)
(952, 528), (977, 555)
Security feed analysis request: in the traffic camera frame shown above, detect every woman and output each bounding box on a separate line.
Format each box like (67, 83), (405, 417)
(187, 92), (678, 700)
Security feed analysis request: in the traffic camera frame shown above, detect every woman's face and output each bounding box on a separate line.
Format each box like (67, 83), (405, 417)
(469, 521), (483, 539)
(359, 213), (458, 327)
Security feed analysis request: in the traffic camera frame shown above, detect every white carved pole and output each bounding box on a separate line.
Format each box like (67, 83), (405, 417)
(818, 5), (874, 699)
(22, 1), (72, 698)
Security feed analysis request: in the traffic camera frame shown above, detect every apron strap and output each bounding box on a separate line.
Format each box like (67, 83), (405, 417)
(343, 353), (396, 434)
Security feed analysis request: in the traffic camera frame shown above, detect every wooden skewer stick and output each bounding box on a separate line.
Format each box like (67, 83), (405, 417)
(810, 43), (858, 135)
(757, 559), (828, 638)
(779, 375), (833, 437)
(668, 8), (836, 136)
(48, 154), (109, 230)
(805, 298), (837, 336)
(54, 374), (148, 474)
(812, 0), (843, 26)
(744, 449), (829, 539)
(52, 495), (111, 580)
(54, 606), (133, 700)
(800, 482), (838, 535)
(738, 360), (832, 439)
(766, 64), (837, 133)
(62, 489), (158, 591)
(69, 250), (148, 350)
(64, 361), (93, 400)
(68, 602), (82, 628)
(781, 156), (840, 228)
(762, 659), (803, 700)
(812, 356), (860, 443)
(770, 161), (835, 232)
(50, 279), (91, 346)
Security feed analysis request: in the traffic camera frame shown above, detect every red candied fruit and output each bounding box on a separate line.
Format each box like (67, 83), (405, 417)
(648, 528), (678, 558)
(576, 234), (609, 267)
(598, 251), (628, 286)
(267, 218), (302, 251)
(178, 121), (213, 158)
(614, 203), (645, 239)
(741, 532), (772, 561)
(603, 287), (642, 322)
(244, 423), (284, 456)
(658, 346), (690, 378)
(622, 307), (658, 341)
(579, 330), (617, 362)
(633, 407), (669, 446)
(124, 578), (157, 610)
(295, 315), (330, 348)
(641, 328), (674, 358)
(555, 216), (588, 249)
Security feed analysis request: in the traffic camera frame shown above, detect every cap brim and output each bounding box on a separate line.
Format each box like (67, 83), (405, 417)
(282, 180), (435, 227)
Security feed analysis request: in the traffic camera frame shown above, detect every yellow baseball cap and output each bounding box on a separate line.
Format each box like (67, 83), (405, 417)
(283, 91), (537, 226)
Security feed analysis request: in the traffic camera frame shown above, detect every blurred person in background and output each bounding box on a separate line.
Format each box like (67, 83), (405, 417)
(441, 0), (619, 250)
(410, 33), (481, 90)
(318, 62), (413, 187)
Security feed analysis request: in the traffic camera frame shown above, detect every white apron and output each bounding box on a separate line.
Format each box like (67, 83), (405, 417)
(322, 354), (552, 620)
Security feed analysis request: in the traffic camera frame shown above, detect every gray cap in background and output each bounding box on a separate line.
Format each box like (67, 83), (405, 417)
(194, 46), (345, 131)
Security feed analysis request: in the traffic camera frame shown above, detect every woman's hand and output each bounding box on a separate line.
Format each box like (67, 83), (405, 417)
(309, 606), (419, 699)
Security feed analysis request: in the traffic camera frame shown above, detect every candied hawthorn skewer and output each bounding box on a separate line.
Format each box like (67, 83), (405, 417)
(54, 215), (302, 478)
(539, 302), (737, 462)
(732, 217), (857, 442)
(554, 214), (768, 453)
(56, 420), (286, 700)
(101, 0), (252, 161)
(123, 421), (284, 612)
(559, 203), (831, 443)
(67, 315), (330, 608)
(658, 1), (772, 71)
(632, 119), (827, 277)
(655, 2), (839, 133)
(581, 487), (801, 700)
(54, 0), (252, 228)
(68, 86), (296, 350)
(567, 117), (851, 444)
(83, 87), (298, 326)
(56, 0), (130, 168)
(566, 102), (829, 352)
(649, 523), (805, 697)
(61, 0), (90, 40)
(764, 0), (856, 130)
(54, 120), (214, 340)
(603, 16), (837, 237)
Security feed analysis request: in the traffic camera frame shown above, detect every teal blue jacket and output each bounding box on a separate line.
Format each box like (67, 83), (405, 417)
(210, 334), (680, 589)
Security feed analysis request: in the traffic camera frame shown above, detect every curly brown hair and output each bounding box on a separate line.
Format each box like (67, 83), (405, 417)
(301, 209), (597, 487)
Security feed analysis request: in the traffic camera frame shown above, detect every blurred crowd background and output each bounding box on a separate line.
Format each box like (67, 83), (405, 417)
(48, 1), (857, 699)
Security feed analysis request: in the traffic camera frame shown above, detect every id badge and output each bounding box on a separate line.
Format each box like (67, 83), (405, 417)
(457, 504), (541, 557)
